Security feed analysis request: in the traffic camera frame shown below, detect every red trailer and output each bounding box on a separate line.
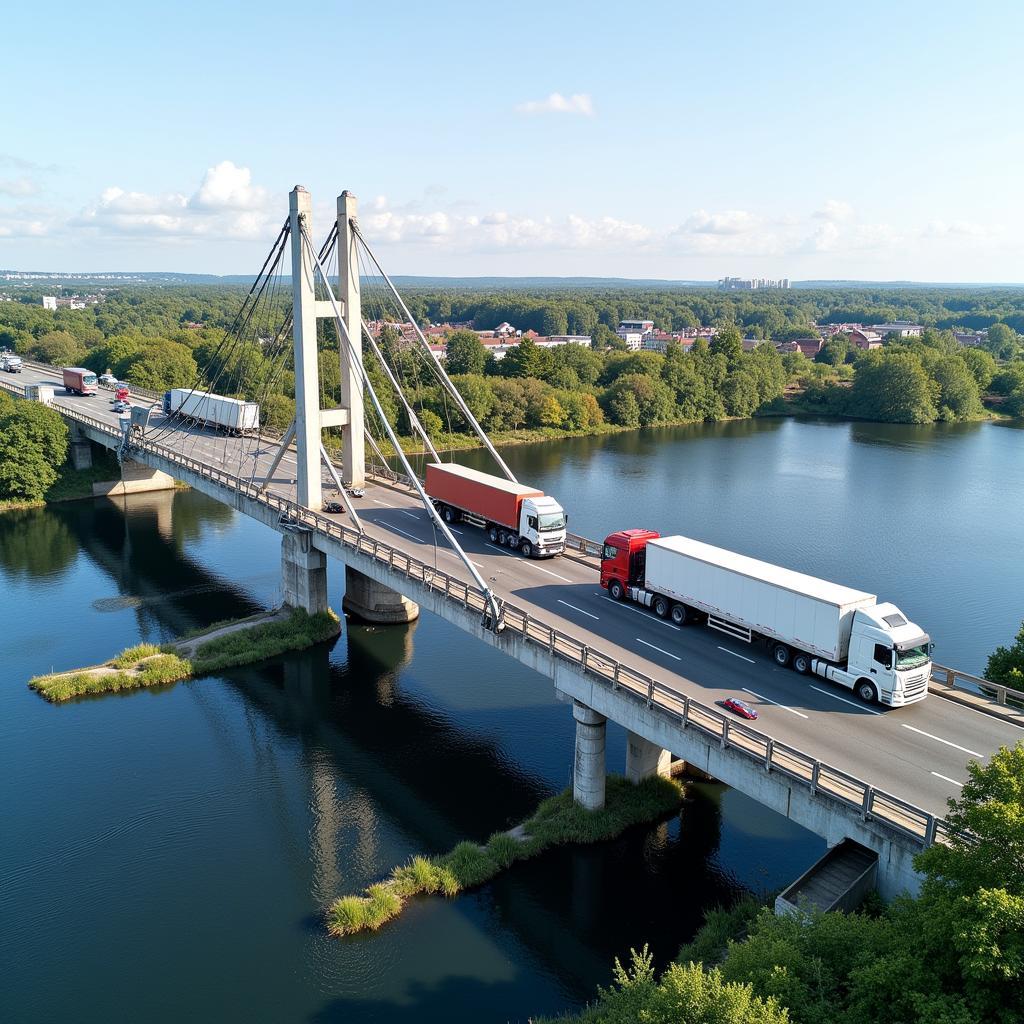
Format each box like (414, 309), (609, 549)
(62, 367), (98, 396)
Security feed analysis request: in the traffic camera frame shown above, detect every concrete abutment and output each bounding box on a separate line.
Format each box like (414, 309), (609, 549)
(625, 730), (672, 783)
(342, 564), (419, 624)
(281, 532), (329, 614)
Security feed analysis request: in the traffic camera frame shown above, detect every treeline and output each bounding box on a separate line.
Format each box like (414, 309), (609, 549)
(0, 391), (69, 502)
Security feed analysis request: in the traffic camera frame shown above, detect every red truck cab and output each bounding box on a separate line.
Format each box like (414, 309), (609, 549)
(600, 529), (660, 597)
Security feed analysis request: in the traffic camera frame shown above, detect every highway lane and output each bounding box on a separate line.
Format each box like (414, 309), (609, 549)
(18, 365), (1022, 818)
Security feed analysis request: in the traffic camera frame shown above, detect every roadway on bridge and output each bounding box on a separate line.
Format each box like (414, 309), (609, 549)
(20, 364), (1021, 819)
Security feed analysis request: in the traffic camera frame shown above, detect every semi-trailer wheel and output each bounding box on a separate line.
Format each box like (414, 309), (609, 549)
(855, 679), (878, 704)
(496, 530), (506, 546)
(608, 579), (625, 601)
(792, 652), (811, 674)
(670, 603), (687, 626)
(442, 505), (457, 524)
(520, 540), (533, 557)
(488, 526), (499, 543)
(653, 595), (670, 618)
(772, 643), (791, 667)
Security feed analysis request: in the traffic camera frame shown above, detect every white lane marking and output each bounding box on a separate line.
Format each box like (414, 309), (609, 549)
(636, 638), (681, 661)
(449, 527), (464, 535)
(386, 523), (420, 542)
(742, 687), (808, 718)
(808, 684), (883, 715)
(901, 724), (983, 759)
(373, 499), (394, 508)
(532, 563), (572, 582)
(597, 595), (681, 631)
(931, 771), (963, 787)
(558, 599), (599, 621)
(399, 510), (420, 519)
(719, 646), (755, 664)
(485, 543), (511, 554)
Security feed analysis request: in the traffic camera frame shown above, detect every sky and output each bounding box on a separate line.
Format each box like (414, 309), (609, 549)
(2, 0), (1023, 281)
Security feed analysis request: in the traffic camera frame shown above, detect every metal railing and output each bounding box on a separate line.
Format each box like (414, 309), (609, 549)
(931, 662), (1024, 709)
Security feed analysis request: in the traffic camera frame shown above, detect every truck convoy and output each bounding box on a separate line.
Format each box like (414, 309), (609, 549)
(62, 367), (98, 395)
(162, 389), (260, 435)
(424, 462), (567, 558)
(600, 530), (932, 707)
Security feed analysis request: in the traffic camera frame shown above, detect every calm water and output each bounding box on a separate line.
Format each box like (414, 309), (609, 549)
(2, 417), (1020, 1022)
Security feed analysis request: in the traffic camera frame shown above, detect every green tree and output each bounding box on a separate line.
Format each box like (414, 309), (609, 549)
(850, 351), (938, 423)
(722, 368), (761, 417)
(541, 305), (569, 336)
(931, 355), (983, 420)
(985, 621), (1024, 689)
(499, 337), (541, 378)
(816, 337), (851, 366)
(448, 373), (495, 427)
(959, 347), (997, 390)
(985, 323), (1019, 360)
(444, 330), (487, 375)
(121, 339), (198, 390)
(603, 373), (675, 426)
(29, 330), (86, 367)
(487, 378), (527, 430)
(709, 324), (743, 365)
(0, 404), (69, 501)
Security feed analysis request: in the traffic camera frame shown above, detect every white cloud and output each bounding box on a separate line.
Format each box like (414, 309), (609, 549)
(71, 162), (275, 241)
(814, 199), (854, 222)
(0, 177), (40, 198)
(923, 219), (986, 238)
(516, 92), (594, 116)
(682, 209), (758, 235)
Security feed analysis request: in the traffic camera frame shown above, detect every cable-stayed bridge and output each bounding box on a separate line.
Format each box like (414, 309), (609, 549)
(5, 186), (1021, 898)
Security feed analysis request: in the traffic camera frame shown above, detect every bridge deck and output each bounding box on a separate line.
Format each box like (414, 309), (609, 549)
(9, 364), (1021, 821)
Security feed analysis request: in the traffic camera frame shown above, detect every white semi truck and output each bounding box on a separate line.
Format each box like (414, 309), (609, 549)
(600, 530), (932, 707)
(163, 389), (259, 435)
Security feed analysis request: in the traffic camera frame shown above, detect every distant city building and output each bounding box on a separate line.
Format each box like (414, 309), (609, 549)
(870, 321), (923, 338)
(616, 319), (655, 350)
(775, 338), (824, 358)
(718, 277), (790, 290)
(42, 296), (57, 310)
(954, 331), (986, 348)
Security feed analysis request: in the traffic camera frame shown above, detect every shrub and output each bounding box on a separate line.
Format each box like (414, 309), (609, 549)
(109, 643), (162, 668)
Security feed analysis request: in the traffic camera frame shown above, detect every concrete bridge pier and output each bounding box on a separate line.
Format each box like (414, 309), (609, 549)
(69, 423), (93, 470)
(281, 532), (329, 614)
(342, 565), (419, 624)
(625, 731), (672, 783)
(573, 701), (607, 810)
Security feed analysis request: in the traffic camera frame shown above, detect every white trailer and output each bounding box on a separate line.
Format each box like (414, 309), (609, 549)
(163, 389), (259, 434)
(602, 532), (932, 707)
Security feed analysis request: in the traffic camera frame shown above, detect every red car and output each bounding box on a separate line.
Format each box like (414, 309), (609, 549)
(716, 697), (759, 720)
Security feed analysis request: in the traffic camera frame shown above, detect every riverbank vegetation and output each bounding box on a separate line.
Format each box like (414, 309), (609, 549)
(327, 774), (683, 937)
(28, 607), (341, 702)
(551, 742), (1024, 1024)
(0, 390), (70, 505)
(2, 286), (1022, 451)
(986, 619), (1024, 690)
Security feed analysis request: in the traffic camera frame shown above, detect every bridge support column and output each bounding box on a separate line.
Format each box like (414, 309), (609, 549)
(69, 423), (92, 470)
(93, 460), (176, 497)
(625, 731), (671, 784)
(281, 533), (328, 615)
(342, 565), (419, 624)
(573, 701), (607, 810)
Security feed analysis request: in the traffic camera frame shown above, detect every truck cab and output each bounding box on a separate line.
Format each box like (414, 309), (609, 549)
(600, 529), (660, 598)
(520, 496), (568, 557)
(837, 603), (932, 706)
(2, 354), (23, 373)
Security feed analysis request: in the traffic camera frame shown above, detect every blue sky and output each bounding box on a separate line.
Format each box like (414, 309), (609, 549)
(2, 0), (1022, 280)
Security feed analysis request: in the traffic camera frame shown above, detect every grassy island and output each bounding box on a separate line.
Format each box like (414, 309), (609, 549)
(327, 774), (683, 937)
(28, 607), (341, 702)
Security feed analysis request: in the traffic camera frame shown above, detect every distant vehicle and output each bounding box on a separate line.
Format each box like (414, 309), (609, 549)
(163, 388), (259, 435)
(322, 500), (345, 514)
(62, 367), (98, 395)
(600, 530), (931, 707)
(113, 399), (131, 413)
(98, 373), (118, 387)
(717, 697), (759, 721)
(2, 354), (23, 373)
(114, 385), (130, 402)
(424, 462), (567, 558)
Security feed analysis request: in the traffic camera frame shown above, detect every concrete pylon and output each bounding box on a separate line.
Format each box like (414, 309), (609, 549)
(342, 565), (419, 624)
(573, 701), (607, 810)
(337, 191), (365, 488)
(281, 533), (328, 614)
(289, 186), (322, 512)
(625, 731), (672, 784)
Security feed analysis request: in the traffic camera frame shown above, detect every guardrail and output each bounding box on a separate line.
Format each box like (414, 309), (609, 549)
(931, 662), (1023, 708)
(46, 419), (943, 849)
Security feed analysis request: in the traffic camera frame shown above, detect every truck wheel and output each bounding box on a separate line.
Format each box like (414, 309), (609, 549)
(520, 540), (533, 558)
(653, 595), (670, 618)
(488, 526), (499, 543)
(772, 643), (791, 667)
(670, 604), (687, 626)
(608, 579), (625, 601)
(442, 505), (456, 524)
(792, 652), (811, 674)
(506, 532), (519, 549)
(855, 679), (878, 704)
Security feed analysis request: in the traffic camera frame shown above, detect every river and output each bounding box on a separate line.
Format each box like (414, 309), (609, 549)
(1, 417), (1020, 1022)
